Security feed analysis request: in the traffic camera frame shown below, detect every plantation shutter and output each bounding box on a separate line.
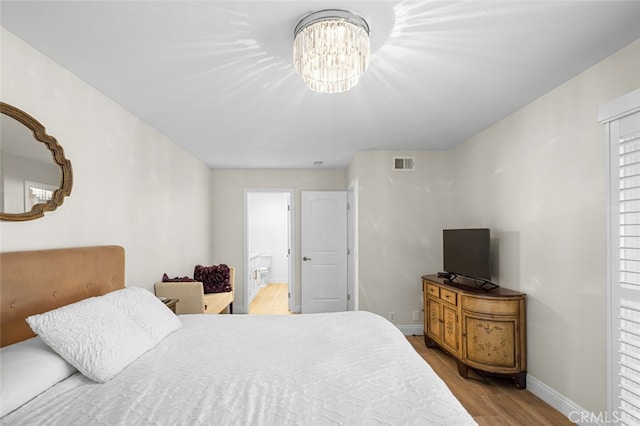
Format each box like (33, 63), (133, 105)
(603, 89), (640, 426)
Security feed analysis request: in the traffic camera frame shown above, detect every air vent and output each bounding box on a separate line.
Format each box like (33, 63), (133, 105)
(393, 157), (415, 171)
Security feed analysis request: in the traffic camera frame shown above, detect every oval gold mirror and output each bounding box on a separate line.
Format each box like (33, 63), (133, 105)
(0, 102), (72, 221)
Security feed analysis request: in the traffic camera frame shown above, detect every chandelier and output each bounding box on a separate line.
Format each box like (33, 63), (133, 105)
(293, 9), (370, 93)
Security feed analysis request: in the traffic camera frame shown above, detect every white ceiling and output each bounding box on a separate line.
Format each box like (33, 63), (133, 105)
(2, 1), (640, 169)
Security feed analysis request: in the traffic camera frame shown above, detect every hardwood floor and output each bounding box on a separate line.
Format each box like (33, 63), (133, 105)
(248, 283), (292, 314)
(407, 335), (573, 425)
(247, 288), (570, 424)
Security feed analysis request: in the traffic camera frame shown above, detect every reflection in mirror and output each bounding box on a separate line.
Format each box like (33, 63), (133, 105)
(0, 102), (72, 221)
(1, 114), (60, 214)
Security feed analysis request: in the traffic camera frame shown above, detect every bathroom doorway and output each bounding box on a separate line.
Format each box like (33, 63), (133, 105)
(245, 190), (293, 314)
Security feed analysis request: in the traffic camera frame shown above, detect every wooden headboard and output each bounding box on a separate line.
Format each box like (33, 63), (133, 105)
(0, 245), (125, 347)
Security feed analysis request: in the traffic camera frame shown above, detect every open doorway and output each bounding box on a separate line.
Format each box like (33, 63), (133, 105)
(245, 190), (293, 315)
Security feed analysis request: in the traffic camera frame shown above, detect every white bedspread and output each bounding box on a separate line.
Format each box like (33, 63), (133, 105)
(3, 311), (476, 425)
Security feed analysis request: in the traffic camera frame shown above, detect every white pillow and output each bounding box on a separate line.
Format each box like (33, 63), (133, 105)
(102, 287), (182, 344)
(0, 336), (77, 417)
(26, 297), (155, 383)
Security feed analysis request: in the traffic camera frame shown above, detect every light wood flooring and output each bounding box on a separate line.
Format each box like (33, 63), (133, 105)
(247, 285), (571, 424)
(248, 283), (292, 314)
(407, 335), (573, 425)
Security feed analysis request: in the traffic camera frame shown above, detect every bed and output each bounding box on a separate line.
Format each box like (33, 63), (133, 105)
(0, 245), (477, 425)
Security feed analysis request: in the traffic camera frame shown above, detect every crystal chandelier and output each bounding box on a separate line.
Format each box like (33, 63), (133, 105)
(293, 10), (370, 93)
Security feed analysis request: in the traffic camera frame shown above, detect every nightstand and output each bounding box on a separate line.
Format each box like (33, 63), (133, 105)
(162, 298), (179, 313)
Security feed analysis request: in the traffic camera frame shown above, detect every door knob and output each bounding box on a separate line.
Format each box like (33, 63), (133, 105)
(303, 256), (312, 261)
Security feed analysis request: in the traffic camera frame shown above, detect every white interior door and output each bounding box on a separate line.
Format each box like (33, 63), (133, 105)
(301, 191), (348, 313)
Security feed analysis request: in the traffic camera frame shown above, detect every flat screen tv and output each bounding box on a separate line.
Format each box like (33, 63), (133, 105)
(443, 228), (491, 282)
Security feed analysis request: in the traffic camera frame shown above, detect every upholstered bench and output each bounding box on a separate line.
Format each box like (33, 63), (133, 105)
(155, 267), (234, 314)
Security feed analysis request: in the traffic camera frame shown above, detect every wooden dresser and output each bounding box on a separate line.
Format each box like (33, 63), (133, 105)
(422, 274), (527, 389)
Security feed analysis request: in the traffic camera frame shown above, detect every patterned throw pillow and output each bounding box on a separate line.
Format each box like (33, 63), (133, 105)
(162, 273), (196, 282)
(193, 264), (231, 294)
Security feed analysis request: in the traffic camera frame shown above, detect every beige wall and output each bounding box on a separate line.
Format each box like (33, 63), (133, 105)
(210, 169), (348, 312)
(350, 39), (640, 413)
(448, 39), (640, 413)
(0, 28), (213, 287)
(350, 151), (452, 325)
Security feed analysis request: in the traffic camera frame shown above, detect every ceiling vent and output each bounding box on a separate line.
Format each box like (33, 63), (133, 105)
(393, 157), (415, 171)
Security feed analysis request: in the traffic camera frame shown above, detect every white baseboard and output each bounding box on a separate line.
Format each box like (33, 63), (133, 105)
(527, 375), (595, 426)
(395, 324), (424, 336)
(397, 329), (589, 425)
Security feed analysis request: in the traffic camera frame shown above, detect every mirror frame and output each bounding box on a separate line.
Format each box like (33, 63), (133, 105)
(1, 102), (73, 221)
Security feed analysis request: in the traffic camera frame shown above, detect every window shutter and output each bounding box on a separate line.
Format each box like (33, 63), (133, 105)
(609, 106), (640, 425)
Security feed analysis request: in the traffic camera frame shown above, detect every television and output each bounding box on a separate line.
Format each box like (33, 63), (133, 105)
(442, 228), (491, 282)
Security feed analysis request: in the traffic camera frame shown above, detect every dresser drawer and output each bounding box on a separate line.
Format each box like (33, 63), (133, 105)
(440, 288), (457, 305)
(462, 295), (521, 315)
(426, 284), (440, 298)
